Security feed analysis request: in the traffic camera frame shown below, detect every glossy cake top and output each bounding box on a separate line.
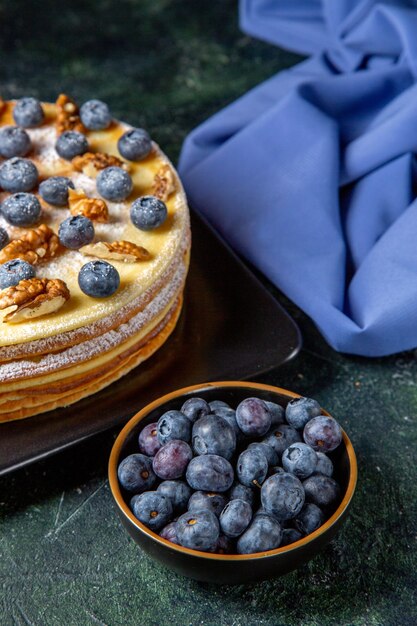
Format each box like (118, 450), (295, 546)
(0, 96), (190, 347)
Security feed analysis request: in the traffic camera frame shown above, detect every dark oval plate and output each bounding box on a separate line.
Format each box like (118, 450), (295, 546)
(0, 210), (301, 475)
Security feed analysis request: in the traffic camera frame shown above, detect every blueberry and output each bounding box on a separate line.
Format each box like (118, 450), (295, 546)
(13, 97), (44, 128)
(159, 521), (179, 545)
(0, 157), (38, 192)
(294, 503), (325, 535)
(157, 480), (192, 513)
(0, 126), (31, 158)
(138, 422), (161, 457)
(117, 453), (157, 493)
(188, 491), (228, 518)
(236, 447), (268, 488)
(282, 442), (318, 479)
(280, 528), (303, 546)
(157, 410), (191, 445)
(78, 260), (120, 298)
(303, 475), (341, 508)
(186, 455), (234, 493)
(0, 227), (9, 250)
(211, 534), (234, 554)
(55, 130), (88, 160)
(265, 400), (285, 426)
(212, 407), (241, 438)
(262, 424), (301, 461)
(286, 396), (322, 430)
(254, 506), (278, 520)
(80, 99), (112, 130)
(59, 215), (95, 250)
(131, 491), (173, 532)
(220, 499), (252, 538)
(153, 439), (193, 480)
(180, 397), (210, 423)
(192, 414), (236, 460)
(268, 465), (286, 477)
(130, 195), (168, 231)
(237, 514), (282, 554)
(303, 415), (343, 452)
(0, 259), (35, 289)
(314, 451), (334, 477)
(39, 176), (75, 206)
(236, 397), (271, 437)
(229, 482), (256, 507)
(261, 472), (305, 521)
(247, 442), (279, 467)
(1, 193), (41, 227)
(118, 128), (152, 161)
(96, 166), (133, 202)
(176, 509), (219, 552)
(209, 400), (231, 412)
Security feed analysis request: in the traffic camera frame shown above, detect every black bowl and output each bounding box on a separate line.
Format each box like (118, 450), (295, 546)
(108, 381), (357, 584)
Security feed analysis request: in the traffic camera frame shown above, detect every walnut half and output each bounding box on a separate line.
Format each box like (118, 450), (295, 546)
(80, 240), (151, 263)
(0, 224), (61, 265)
(55, 93), (85, 135)
(0, 278), (70, 324)
(72, 152), (128, 178)
(68, 188), (109, 223)
(152, 164), (176, 202)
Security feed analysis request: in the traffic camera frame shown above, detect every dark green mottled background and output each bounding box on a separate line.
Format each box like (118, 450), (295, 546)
(0, 1), (416, 625)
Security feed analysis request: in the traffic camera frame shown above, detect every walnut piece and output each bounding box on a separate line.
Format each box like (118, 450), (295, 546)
(0, 224), (61, 265)
(72, 152), (127, 178)
(0, 278), (70, 324)
(80, 240), (151, 263)
(68, 188), (109, 223)
(152, 164), (176, 201)
(55, 93), (85, 135)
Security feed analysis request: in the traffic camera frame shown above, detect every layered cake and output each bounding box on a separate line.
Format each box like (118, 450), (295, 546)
(0, 95), (190, 422)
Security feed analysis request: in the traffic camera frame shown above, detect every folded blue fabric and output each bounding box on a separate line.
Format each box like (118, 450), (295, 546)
(178, 0), (417, 357)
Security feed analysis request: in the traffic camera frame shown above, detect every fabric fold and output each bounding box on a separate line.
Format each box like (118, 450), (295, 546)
(179, 0), (417, 356)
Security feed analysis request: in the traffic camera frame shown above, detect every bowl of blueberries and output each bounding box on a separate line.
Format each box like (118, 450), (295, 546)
(108, 381), (357, 584)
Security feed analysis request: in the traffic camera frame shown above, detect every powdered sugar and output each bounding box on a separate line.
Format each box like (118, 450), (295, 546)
(0, 228), (189, 360)
(27, 126), (61, 169)
(0, 257), (186, 382)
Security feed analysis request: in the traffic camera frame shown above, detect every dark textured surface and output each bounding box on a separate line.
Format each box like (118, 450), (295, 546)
(0, 1), (416, 625)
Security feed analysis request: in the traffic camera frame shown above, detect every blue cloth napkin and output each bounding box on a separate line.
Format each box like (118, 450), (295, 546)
(178, 0), (417, 357)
